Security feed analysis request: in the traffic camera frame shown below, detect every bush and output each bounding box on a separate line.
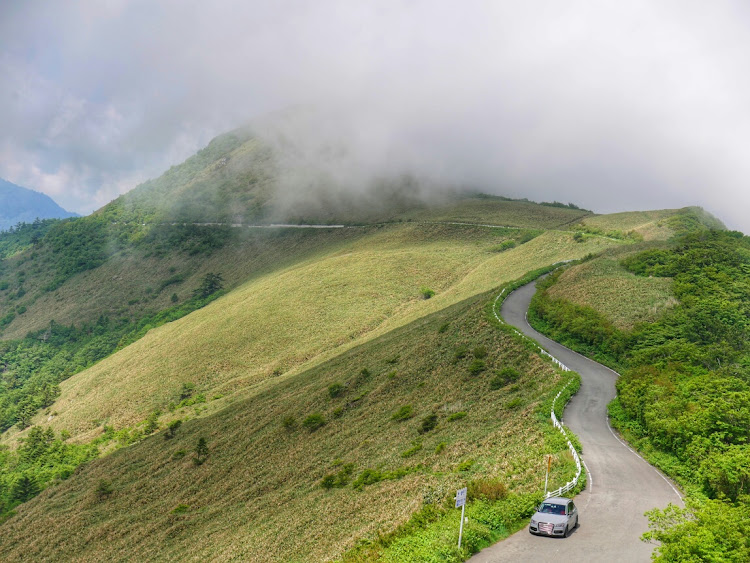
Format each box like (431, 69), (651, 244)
(490, 367), (521, 389)
(328, 383), (344, 398)
(457, 459), (475, 472)
(468, 359), (486, 375)
(302, 413), (326, 432)
(321, 463), (355, 489)
(282, 415), (297, 431)
(164, 419), (182, 439)
(171, 504), (190, 514)
(473, 345), (487, 359)
(95, 479), (114, 500)
(420, 287), (435, 299)
(447, 411), (467, 422)
(391, 405), (414, 421)
(401, 442), (423, 458)
(468, 478), (508, 501)
(507, 397), (524, 409)
(418, 413), (438, 434)
(435, 442), (446, 454)
(193, 437), (209, 466)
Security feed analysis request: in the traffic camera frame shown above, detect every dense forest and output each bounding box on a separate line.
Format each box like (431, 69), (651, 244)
(529, 229), (750, 560)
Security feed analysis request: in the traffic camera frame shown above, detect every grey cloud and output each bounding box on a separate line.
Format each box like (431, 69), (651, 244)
(0, 0), (748, 232)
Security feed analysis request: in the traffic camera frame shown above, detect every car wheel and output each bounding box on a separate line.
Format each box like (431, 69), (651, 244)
(575, 516), (580, 529)
(564, 523), (570, 538)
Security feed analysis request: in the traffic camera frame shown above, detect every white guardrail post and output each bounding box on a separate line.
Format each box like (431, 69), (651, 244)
(493, 285), (583, 499)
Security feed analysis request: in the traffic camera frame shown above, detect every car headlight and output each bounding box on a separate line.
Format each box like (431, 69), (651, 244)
(554, 523), (566, 529)
(530, 518), (537, 525)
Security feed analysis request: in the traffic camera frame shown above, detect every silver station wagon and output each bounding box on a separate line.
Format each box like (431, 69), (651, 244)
(529, 497), (579, 537)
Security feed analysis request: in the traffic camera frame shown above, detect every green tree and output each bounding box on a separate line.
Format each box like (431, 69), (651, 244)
(194, 437), (209, 465)
(193, 273), (224, 299)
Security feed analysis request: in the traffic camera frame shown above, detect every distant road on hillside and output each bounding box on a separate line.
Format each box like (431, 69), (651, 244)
(469, 278), (682, 562)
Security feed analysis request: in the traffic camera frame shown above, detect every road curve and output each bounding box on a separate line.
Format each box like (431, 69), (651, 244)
(469, 279), (682, 562)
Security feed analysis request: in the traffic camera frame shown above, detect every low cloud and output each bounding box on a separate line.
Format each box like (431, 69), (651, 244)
(1, 1), (748, 232)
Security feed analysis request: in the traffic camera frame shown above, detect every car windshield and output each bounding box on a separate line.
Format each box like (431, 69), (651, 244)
(538, 502), (566, 515)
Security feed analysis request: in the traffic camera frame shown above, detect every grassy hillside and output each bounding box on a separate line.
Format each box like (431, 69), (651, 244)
(16, 224), (613, 444)
(0, 287), (580, 562)
(544, 248), (676, 330)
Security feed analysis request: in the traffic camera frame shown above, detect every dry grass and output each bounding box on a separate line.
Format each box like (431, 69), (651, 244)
(546, 251), (676, 330)
(401, 197), (591, 228)
(20, 224), (617, 443)
(0, 291), (575, 562)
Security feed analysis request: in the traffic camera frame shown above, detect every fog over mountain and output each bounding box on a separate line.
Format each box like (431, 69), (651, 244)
(1, 1), (749, 232)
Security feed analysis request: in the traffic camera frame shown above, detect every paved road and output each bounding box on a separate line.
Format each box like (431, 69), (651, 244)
(469, 279), (682, 563)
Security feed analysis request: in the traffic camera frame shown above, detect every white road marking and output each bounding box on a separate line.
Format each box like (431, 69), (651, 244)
(606, 417), (682, 501)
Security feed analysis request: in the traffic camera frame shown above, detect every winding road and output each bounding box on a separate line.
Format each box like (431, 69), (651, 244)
(469, 279), (682, 562)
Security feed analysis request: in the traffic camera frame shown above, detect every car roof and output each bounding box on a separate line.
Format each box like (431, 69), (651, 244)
(543, 497), (572, 504)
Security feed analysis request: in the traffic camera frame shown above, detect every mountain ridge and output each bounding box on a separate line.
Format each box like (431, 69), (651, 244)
(0, 178), (78, 231)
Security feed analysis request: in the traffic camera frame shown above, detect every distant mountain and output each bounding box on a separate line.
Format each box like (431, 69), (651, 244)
(0, 178), (78, 231)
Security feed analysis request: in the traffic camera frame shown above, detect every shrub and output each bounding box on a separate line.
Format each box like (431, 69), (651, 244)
(457, 459), (475, 472)
(321, 463), (355, 489)
(454, 345), (468, 361)
(391, 405), (414, 421)
(418, 413), (438, 434)
(171, 293), (178, 303)
(473, 345), (487, 359)
(490, 367), (521, 389)
(468, 478), (508, 501)
(171, 504), (190, 514)
(143, 411), (160, 435)
(95, 479), (114, 500)
(332, 407), (344, 418)
(328, 383), (344, 398)
(282, 415), (297, 431)
(420, 287), (435, 299)
(507, 397), (524, 409)
(302, 413), (326, 432)
(447, 411), (467, 422)
(438, 322), (450, 333)
(490, 240), (516, 252)
(164, 419), (182, 439)
(468, 359), (486, 375)
(179, 382), (195, 401)
(435, 441), (447, 454)
(573, 231), (584, 242)
(401, 442), (423, 458)
(193, 437), (209, 466)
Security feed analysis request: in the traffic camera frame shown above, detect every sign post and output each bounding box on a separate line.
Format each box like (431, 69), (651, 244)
(455, 487), (467, 548)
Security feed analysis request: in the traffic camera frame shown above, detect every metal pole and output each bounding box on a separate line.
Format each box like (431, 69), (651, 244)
(458, 503), (466, 548)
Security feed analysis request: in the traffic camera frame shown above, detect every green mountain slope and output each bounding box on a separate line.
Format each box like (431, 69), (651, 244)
(0, 287), (580, 562)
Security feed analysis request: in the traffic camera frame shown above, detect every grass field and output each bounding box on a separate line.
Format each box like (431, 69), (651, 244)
(13, 222), (615, 444)
(545, 248), (676, 330)
(0, 289), (578, 562)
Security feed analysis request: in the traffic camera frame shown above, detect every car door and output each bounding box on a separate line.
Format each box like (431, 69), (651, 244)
(567, 501), (577, 529)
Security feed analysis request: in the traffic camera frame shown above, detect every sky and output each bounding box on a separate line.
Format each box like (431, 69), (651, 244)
(1, 0), (749, 233)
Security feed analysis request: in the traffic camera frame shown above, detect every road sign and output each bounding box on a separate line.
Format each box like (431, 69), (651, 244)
(456, 487), (468, 548)
(455, 487), (467, 508)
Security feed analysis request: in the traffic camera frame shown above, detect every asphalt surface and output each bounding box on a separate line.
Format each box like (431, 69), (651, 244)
(469, 279), (682, 563)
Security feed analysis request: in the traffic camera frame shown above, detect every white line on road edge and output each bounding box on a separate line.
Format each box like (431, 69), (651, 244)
(606, 417), (682, 501)
(581, 458), (593, 492)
